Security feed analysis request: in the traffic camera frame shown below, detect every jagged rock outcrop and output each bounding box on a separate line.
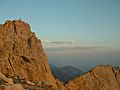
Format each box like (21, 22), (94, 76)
(0, 20), (56, 87)
(66, 65), (120, 90)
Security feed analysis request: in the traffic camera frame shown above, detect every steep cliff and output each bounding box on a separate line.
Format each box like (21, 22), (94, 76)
(0, 20), (56, 86)
(66, 65), (120, 90)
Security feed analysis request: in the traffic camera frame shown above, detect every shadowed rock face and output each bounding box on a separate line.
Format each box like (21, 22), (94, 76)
(66, 65), (120, 90)
(0, 20), (56, 86)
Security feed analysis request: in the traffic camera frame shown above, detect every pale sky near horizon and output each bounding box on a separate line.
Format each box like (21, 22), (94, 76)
(0, 0), (120, 68)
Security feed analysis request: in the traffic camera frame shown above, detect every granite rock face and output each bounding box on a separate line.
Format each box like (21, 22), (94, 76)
(67, 65), (120, 90)
(0, 20), (56, 86)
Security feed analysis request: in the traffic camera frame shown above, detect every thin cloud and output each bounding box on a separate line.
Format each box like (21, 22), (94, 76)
(42, 40), (76, 44)
(42, 40), (107, 56)
(41, 39), (106, 50)
(46, 46), (106, 51)
(45, 46), (106, 56)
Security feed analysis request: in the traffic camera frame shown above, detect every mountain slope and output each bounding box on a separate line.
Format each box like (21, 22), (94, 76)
(51, 65), (84, 83)
(66, 65), (120, 90)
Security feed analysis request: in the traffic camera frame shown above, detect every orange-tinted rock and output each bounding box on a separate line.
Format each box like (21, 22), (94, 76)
(67, 65), (120, 90)
(0, 20), (56, 86)
(0, 84), (24, 90)
(0, 72), (13, 85)
(4, 84), (24, 90)
(56, 79), (68, 90)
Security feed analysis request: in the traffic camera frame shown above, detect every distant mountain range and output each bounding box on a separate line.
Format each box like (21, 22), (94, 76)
(50, 65), (84, 83)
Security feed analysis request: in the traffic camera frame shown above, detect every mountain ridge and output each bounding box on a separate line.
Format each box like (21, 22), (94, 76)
(51, 65), (84, 83)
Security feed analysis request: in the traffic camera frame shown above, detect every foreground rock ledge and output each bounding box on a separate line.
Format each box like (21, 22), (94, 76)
(0, 20), (56, 87)
(66, 65), (120, 90)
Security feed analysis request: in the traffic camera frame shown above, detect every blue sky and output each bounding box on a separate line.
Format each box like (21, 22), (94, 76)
(0, 0), (120, 44)
(0, 0), (120, 68)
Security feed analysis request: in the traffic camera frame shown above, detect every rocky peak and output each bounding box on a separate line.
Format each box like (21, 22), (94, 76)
(0, 20), (56, 87)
